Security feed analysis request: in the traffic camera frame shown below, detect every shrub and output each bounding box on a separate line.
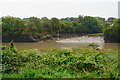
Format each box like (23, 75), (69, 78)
(2, 40), (20, 73)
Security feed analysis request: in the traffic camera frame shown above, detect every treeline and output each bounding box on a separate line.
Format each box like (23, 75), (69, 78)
(1, 15), (115, 35)
(104, 18), (120, 43)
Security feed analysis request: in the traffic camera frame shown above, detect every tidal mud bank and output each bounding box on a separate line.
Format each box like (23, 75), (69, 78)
(2, 33), (86, 42)
(2, 33), (105, 42)
(2, 34), (53, 42)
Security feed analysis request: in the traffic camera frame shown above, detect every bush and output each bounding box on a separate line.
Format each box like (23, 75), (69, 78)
(1, 42), (119, 78)
(2, 40), (20, 73)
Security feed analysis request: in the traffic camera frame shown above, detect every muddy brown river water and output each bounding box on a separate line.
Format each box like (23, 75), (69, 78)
(2, 36), (119, 50)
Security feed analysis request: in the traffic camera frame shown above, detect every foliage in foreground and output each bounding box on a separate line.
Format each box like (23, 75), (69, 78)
(1, 42), (119, 78)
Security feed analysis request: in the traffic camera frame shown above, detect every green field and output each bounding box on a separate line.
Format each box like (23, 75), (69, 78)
(1, 41), (119, 78)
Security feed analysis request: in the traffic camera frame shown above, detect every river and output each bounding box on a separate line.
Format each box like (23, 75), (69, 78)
(2, 36), (119, 50)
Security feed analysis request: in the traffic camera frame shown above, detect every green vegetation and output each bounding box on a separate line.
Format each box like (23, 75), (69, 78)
(2, 15), (117, 42)
(1, 41), (119, 78)
(104, 18), (120, 43)
(2, 15), (112, 36)
(88, 33), (103, 37)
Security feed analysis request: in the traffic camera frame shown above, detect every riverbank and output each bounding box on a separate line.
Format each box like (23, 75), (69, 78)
(104, 34), (120, 43)
(2, 33), (97, 42)
(2, 34), (53, 42)
(88, 33), (103, 37)
(1, 42), (119, 78)
(2, 33), (85, 42)
(4, 33), (119, 43)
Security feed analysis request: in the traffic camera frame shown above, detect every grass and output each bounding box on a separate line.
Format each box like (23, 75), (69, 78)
(88, 33), (104, 37)
(1, 41), (119, 78)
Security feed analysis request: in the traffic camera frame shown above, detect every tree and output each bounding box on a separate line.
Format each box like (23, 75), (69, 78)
(28, 17), (42, 33)
(41, 17), (49, 21)
(77, 15), (84, 23)
(107, 17), (116, 22)
(72, 21), (83, 33)
(42, 20), (53, 34)
(95, 17), (105, 21)
(17, 20), (28, 34)
(50, 18), (61, 34)
(24, 22), (38, 34)
(2, 16), (19, 34)
(104, 19), (120, 43)
(83, 16), (101, 33)
(61, 21), (74, 33)
(60, 17), (77, 21)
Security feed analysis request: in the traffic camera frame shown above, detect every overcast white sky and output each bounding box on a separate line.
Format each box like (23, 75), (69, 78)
(0, 0), (119, 19)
